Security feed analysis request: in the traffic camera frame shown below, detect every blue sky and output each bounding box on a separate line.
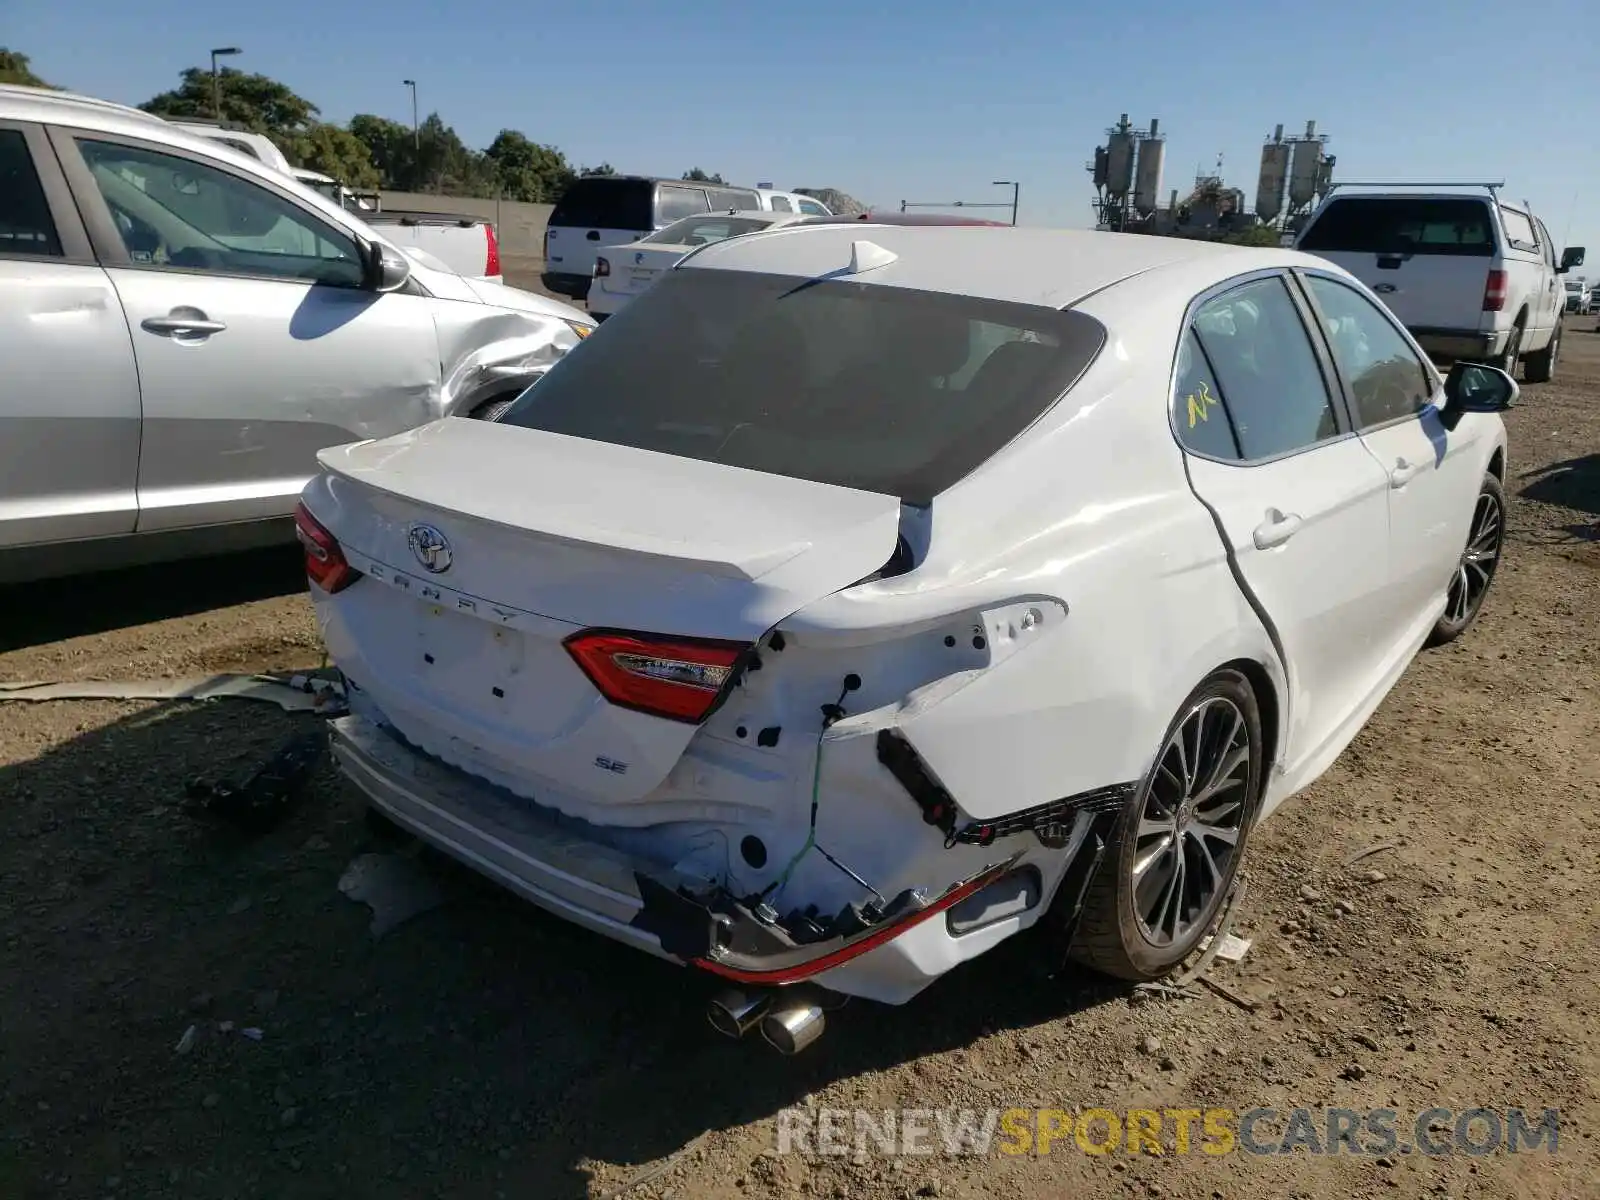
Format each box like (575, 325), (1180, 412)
(11, 0), (1599, 254)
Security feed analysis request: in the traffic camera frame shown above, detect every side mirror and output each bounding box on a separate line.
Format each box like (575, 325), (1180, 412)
(1439, 361), (1517, 431)
(1559, 246), (1585, 273)
(363, 240), (411, 293)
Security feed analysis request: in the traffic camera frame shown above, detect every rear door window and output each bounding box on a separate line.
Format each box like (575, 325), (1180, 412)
(705, 186), (759, 212)
(1187, 276), (1340, 460)
(1299, 198), (1496, 257)
(656, 184), (710, 224)
(797, 199), (829, 216)
(549, 177), (654, 230)
(0, 128), (63, 257)
(1499, 208), (1537, 252)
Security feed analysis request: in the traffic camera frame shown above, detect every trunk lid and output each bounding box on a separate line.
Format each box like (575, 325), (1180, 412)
(599, 243), (688, 297)
(306, 418), (900, 803)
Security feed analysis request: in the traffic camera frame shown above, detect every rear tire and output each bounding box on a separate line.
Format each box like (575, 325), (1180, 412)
(1067, 669), (1265, 982)
(1496, 321), (1524, 378)
(1426, 472), (1505, 647)
(1523, 322), (1560, 384)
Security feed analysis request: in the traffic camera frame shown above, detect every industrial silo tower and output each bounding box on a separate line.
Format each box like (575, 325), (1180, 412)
(1105, 114), (1137, 201)
(1287, 120), (1330, 215)
(1133, 118), (1166, 217)
(1255, 124), (1289, 224)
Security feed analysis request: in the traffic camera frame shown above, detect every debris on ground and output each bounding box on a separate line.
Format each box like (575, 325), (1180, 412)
(337, 852), (445, 937)
(0, 671), (347, 715)
(182, 731), (326, 833)
(1342, 841), (1400, 867)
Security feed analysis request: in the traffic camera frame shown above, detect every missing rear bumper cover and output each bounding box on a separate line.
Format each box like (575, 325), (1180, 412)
(632, 856), (1021, 986)
(875, 728), (1136, 848)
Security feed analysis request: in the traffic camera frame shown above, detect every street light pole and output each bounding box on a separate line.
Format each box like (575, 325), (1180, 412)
(402, 79), (419, 153)
(993, 180), (1020, 226)
(210, 47), (242, 120)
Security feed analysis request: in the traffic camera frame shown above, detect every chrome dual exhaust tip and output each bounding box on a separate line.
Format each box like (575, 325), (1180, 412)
(707, 988), (772, 1040)
(707, 985), (847, 1055)
(759, 997), (827, 1056)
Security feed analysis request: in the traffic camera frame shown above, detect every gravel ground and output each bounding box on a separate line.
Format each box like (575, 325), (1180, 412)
(1, 320), (1596, 1200)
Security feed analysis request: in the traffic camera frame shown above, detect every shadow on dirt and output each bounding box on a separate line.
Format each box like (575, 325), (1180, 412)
(0, 545), (306, 655)
(0, 700), (1122, 1199)
(1518, 453), (1600, 518)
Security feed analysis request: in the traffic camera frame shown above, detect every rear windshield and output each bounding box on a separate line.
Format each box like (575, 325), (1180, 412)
(549, 177), (654, 230)
(642, 215), (773, 246)
(499, 269), (1105, 504)
(1299, 197), (1496, 257)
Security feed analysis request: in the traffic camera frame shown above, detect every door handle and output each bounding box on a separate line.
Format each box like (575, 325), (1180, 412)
(141, 314), (227, 339)
(1252, 508), (1303, 549)
(1389, 458), (1424, 488)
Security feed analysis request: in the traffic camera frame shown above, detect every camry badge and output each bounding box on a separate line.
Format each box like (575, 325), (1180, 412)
(407, 524), (452, 574)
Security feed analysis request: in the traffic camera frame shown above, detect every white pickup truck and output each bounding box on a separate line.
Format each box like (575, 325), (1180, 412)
(169, 120), (503, 283)
(1295, 182), (1585, 382)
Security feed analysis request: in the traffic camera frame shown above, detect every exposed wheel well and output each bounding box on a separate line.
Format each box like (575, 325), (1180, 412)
(1222, 657), (1280, 781)
(465, 387), (525, 420)
(1487, 447), (1505, 482)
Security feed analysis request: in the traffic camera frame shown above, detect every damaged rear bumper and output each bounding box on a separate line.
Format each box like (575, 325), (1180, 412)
(328, 713), (1029, 1003)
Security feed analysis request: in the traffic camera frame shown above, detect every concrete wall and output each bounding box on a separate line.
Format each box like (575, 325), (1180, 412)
(378, 192), (554, 289)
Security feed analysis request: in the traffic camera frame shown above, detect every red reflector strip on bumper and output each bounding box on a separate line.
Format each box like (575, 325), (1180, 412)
(690, 858), (1019, 986)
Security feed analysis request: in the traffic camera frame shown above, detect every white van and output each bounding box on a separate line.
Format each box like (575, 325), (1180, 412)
(1295, 183), (1584, 382)
(542, 175), (828, 299)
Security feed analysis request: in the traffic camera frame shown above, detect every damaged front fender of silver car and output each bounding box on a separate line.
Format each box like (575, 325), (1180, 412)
(432, 303), (593, 420)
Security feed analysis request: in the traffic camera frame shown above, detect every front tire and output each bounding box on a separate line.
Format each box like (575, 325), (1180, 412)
(1426, 472), (1505, 646)
(1067, 670), (1264, 982)
(469, 395), (519, 422)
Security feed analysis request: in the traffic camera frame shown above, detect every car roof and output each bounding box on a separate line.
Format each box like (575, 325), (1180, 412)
(678, 224), (1305, 309)
(0, 83), (168, 131)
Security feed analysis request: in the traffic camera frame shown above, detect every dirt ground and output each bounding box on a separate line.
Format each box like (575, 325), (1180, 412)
(1, 320), (1596, 1200)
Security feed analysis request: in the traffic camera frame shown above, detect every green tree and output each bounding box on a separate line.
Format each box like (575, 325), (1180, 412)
(483, 129), (575, 202)
(0, 48), (55, 88)
(287, 123), (380, 188)
(1222, 224), (1282, 247)
(140, 67), (318, 138)
(412, 113), (497, 196)
(681, 168), (725, 184)
(580, 162), (617, 176)
(349, 113), (417, 188)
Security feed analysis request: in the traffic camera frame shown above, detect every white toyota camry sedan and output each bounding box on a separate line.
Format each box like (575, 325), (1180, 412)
(297, 224), (1513, 1054)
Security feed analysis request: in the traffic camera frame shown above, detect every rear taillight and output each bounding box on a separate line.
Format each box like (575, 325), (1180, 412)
(1482, 268), (1507, 312)
(594, 257), (610, 277)
(293, 502), (359, 594)
(484, 223), (501, 277)
(564, 630), (746, 723)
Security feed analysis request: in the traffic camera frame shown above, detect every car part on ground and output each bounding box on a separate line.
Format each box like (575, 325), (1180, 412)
(302, 224), (1512, 1050)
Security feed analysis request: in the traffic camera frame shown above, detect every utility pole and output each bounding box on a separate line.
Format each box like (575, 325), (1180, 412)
(402, 79), (419, 153)
(993, 179), (1020, 226)
(210, 47), (242, 120)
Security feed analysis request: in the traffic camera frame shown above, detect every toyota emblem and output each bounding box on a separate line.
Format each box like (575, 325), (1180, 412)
(407, 524), (452, 573)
